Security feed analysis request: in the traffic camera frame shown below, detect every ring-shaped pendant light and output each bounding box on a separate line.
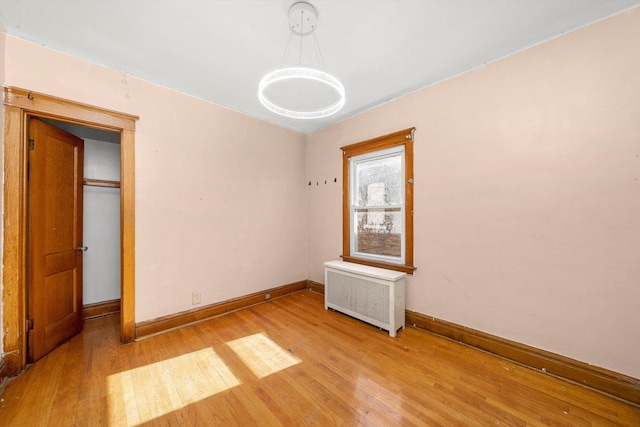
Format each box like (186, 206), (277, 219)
(258, 67), (345, 119)
(258, 2), (345, 119)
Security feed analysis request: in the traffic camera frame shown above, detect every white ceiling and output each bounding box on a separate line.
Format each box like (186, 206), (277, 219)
(1, 0), (638, 134)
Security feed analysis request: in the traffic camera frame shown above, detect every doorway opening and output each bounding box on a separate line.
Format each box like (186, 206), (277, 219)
(26, 118), (122, 360)
(46, 118), (122, 314)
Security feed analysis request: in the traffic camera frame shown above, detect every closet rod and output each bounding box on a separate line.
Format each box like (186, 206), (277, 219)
(83, 178), (120, 188)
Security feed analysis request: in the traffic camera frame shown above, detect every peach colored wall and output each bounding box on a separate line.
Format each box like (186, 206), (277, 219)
(307, 8), (640, 378)
(3, 36), (308, 322)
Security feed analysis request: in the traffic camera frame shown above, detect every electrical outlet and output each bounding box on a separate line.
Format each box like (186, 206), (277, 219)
(192, 292), (201, 305)
(265, 293), (271, 300)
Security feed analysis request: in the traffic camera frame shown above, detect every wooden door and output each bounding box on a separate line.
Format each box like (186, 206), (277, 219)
(28, 118), (85, 361)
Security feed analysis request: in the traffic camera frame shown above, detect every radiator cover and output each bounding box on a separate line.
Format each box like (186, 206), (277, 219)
(324, 260), (406, 337)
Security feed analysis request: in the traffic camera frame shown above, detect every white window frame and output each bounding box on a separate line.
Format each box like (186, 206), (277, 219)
(349, 145), (406, 265)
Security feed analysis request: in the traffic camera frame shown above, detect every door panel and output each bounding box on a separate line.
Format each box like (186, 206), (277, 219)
(45, 271), (74, 324)
(28, 118), (85, 362)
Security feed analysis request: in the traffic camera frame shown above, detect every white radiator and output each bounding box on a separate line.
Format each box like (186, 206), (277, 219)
(324, 260), (406, 337)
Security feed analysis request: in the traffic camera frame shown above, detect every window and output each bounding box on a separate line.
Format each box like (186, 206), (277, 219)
(341, 128), (415, 274)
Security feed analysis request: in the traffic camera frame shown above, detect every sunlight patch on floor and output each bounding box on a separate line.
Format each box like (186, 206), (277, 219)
(227, 332), (301, 379)
(107, 347), (241, 425)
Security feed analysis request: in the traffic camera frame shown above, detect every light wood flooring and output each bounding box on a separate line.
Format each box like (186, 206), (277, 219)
(1, 290), (638, 426)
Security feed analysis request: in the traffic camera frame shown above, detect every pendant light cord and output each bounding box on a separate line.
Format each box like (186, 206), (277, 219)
(299, 10), (304, 65)
(279, 6), (326, 69)
(312, 31), (326, 68)
(280, 31), (294, 66)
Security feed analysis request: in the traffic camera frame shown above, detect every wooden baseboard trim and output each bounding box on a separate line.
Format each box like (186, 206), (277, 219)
(83, 299), (121, 319)
(406, 310), (640, 407)
(134, 276), (638, 405)
(306, 280), (325, 294)
(304, 279), (639, 405)
(135, 280), (307, 340)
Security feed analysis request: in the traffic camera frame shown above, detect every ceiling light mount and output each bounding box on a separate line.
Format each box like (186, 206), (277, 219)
(288, 2), (317, 36)
(258, 1), (345, 120)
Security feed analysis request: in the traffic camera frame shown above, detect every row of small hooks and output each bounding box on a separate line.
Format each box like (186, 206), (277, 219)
(309, 178), (338, 186)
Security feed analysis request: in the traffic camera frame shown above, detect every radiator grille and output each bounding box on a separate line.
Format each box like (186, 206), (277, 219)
(324, 261), (406, 337)
(327, 270), (390, 324)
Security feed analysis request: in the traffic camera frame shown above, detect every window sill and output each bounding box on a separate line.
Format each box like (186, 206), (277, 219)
(340, 255), (416, 275)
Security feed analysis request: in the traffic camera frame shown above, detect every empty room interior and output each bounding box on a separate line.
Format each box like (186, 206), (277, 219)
(1, 0), (639, 425)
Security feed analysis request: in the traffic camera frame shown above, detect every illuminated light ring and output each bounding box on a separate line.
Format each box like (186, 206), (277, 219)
(258, 67), (345, 119)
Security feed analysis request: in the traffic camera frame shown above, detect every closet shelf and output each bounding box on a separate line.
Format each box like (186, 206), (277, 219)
(83, 178), (120, 188)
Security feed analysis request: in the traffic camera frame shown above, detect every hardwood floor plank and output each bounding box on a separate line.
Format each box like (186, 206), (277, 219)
(48, 339), (83, 426)
(1, 290), (638, 426)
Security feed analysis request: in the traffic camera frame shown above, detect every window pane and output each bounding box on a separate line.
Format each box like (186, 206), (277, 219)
(355, 208), (402, 258)
(356, 154), (402, 206)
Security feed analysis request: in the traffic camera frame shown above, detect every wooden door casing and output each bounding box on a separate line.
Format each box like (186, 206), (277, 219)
(2, 87), (137, 377)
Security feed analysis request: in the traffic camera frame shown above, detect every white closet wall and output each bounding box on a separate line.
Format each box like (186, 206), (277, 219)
(83, 139), (121, 305)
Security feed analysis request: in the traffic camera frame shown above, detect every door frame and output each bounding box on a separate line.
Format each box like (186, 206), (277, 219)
(2, 87), (138, 376)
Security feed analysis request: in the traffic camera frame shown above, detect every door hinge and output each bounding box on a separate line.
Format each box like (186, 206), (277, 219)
(26, 318), (34, 331)
(29, 139), (35, 150)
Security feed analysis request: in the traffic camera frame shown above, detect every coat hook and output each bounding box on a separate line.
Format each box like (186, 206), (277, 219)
(325, 180), (327, 184)
(27, 91), (34, 100)
(334, 178), (337, 183)
(316, 182), (319, 186)
(308, 181), (311, 186)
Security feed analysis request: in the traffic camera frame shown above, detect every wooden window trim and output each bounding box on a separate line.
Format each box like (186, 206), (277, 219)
(341, 128), (416, 275)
